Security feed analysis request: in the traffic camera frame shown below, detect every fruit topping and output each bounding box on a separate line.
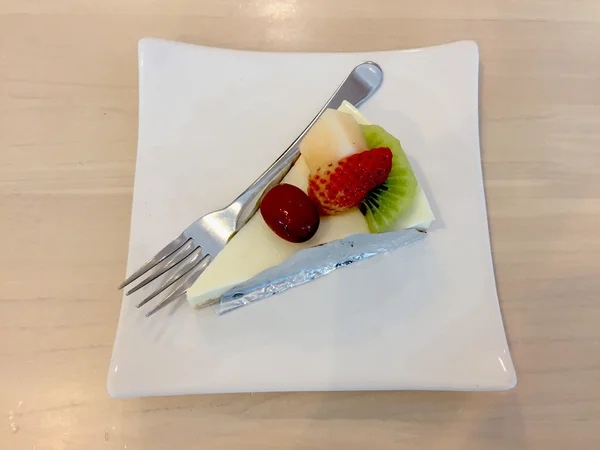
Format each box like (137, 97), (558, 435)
(299, 109), (367, 173)
(307, 147), (393, 215)
(359, 125), (418, 233)
(260, 183), (320, 243)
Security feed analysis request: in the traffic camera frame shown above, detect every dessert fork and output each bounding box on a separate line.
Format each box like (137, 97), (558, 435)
(118, 61), (384, 317)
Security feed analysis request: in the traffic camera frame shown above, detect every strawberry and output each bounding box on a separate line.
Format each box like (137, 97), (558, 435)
(307, 147), (393, 215)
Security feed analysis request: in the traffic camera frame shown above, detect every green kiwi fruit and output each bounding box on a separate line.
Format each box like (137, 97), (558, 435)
(358, 125), (417, 233)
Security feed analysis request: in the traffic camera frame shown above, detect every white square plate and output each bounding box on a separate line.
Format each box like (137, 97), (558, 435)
(108, 38), (516, 398)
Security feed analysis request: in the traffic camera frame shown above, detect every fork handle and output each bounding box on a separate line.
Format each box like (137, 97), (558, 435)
(229, 61), (384, 229)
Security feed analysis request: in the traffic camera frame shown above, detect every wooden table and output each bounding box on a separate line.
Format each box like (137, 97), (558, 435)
(1, 1), (599, 448)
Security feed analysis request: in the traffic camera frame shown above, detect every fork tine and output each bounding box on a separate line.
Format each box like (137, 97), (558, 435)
(145, 254), (213, 317)
(145, 291), (187, 318)
(118, 234), (189, 290)
(136, 249), (209, 308)
(146, 292), (218, 318)
(125, 239), (196, 295)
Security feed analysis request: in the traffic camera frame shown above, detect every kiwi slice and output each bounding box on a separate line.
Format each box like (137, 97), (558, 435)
(358, 125), (417, 233)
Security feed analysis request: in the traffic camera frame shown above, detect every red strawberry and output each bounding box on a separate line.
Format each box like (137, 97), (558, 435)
(307, 147), (392, 215)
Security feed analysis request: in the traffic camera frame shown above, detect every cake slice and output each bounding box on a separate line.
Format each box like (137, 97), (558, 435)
(186, 102), (434, 308)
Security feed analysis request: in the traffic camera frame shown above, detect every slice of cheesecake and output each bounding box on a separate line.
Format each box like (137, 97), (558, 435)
(186, 102), (435, 308)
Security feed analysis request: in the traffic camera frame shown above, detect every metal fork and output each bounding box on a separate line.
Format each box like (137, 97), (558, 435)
(118, 61), (384, 317)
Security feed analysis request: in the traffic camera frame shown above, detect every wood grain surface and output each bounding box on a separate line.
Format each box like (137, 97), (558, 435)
(1, 1), (600, 449)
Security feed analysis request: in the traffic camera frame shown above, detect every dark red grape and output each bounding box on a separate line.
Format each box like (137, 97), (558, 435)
(260, 183), (320, 243)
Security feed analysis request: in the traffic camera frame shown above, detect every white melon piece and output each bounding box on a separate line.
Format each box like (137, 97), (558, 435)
(299, 108), (367, 172)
